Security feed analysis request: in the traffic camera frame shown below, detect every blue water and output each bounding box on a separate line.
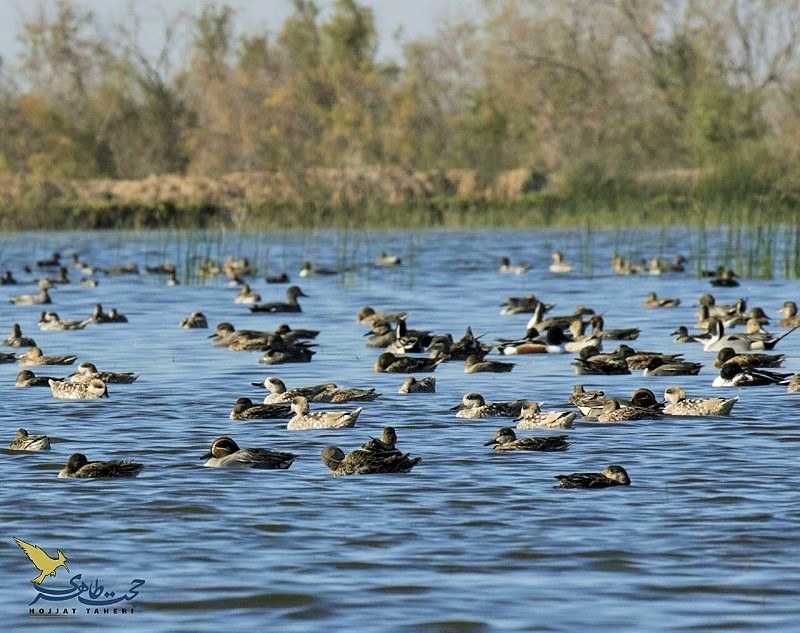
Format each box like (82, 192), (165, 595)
(1, 229), (799, 631)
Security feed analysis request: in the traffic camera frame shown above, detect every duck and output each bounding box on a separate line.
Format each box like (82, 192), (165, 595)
(500, 294), (553, 316)
(36, 252), (61, 268)
(266, 272), (290, 284)
(273, 323), (319, 342)
(712, 347), (785, 369)
(287, 396), (361, 430)
(485, 428), (569, 451)
(778, 301), (800, 327)
(498, 326), (567, 355)
(257, 377), (335, 404)
(671, 326), (697, 343)
(525, 302), (592, 330)
(588, 315), (640, 341)
(572, 346), (630, 375)
(642, 357), (702, 376)
(711, 362), (792, 387)
(702, 318), (798, 352)
(450, 393), (526, 419)
(648, 255), (687, 274)
(359, 427), (401, 455)
(58, 453), (143, 478)
(597, 399), (661, 423)
(9, 428), (51, 451)
(201, 436), (297, 469)
(357, 306), (408, 324)
(259, 345), (316, 364)
(18, 347), (77, 366)
(68, 361), (139, 384)
(229, 397), (292, 420)
(3, 323), (36, 347)
(548, 251), (572, 273)
(722, 306), (770, 329)
(9, 279), (52, 305)
(0, 270), (18, 285)
(515, 402), (576, 429)
(710, 269), (739, 287)
(145, 262), (176, 275)
(249, 286), (307, 313)
(398, 376), (436, 394)
(555, 465), (630, 489)
(312, 385), (381, 403)
(16, 369), (64, 387)
(564, 320), (601, 353)
(166, 271), (179, 287)
(108, 262), (140, 275)
(299, 261), (340, 277)
(428, 327), (491, 361)
(80, 277), (98, 287)
(180, 312), (208, 329)
(375, 251), (402, 267)
(699, 294), (743, 318)
(662, 386), (739, 416)
(321, 445), (420, 476)
(87, 304), (128, 323)
(210, 322), (276, 348)
(374, 352), (441, 373)
(787, 375), (800, 393)
(364, 321), (399, 348)
(464, 354), (514, 373)
(49, 378), (108, 399)
(499, 256), (531, 274)
(642, 292), (680, 308)
(234, 283), (261, 304)
(568, 385), (607, 417)
(37, 311), (86, 331)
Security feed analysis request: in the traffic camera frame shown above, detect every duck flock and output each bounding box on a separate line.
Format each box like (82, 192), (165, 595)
(4, 246), (800, 489)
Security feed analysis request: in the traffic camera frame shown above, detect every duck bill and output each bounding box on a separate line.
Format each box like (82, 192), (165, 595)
(449, 404), (463, 411)
(250, 382), (265, 388)
(200, 451), (212, 459)
(207, 333), (219, 339)
(483, 439), (498, 446)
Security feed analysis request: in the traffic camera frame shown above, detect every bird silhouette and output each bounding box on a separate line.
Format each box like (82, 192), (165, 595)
(14, 538), (69, 584)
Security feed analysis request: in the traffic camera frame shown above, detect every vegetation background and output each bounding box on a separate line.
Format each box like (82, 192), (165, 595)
(1, 0), (799, 229)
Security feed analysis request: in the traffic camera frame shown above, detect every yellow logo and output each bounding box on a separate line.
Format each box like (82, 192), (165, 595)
(14, 538), (69, 584)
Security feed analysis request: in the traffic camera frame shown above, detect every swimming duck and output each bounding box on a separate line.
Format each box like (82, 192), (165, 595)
(16, 369), (64, 387)
(249, 286), (307, 313)
(702, 318), (798, 352)
(712, 347), (785, 369)
(642, 292), (680, 308)
(201, 436), (297, 469)
(710, 269), (739, 287)
(180, 312), (208, 329)
(58, 453), (143, 478)
(37, 311), (86, 331)
(450, 393), (526, 419)
(787, 375), (800, 393)
(662, 386), (739, 416)
(428, 327), (491, 361)
(375, 251), (402, 267)
(671, 326), (697, 343)
(648, 255), (687, 274)
(549, 251), (572, 274)
(108, 262), (140, 275)
(234, 283), (261, 304)
(564, 320), (602, 353)
(299, 261), (340, 277)
(525, 303), (592, 330)
(18, 347), (77, 366)
(357, 306), (408, 324)
(36, 252), (61, 268)
(500, 294), (553, 316)
(397, 376), (436, 394)
(321, 445), (420, 476)
(498, 326), (567, 355)
(257, 377), (335, 403)
(166, 271), (179, 286)
(464, 354), (514, 373)
(597, 399), (661, 422)
(555, 465), (630, 489)
(515, 402), (576, 429)
(588, 315), (640, 341)
(499, 256), (531, 274)
(698, 294), (744, 319)
(9, 279), (52, 305)
(485, 427), (569, 451)
(711, 362), (792, 387)
(259, 345), (316, 364)
(642, 357), (702, 376)
(229, 397), (292, 420)
(3, 323), (36, 347)
(374, 352), (441, 373)
(87, 304), (127, 323)
(722, 306), (770, 329)
(778, 301), (800, 327)
(0, 270), (17, 285)
(68, 361), (139, 384)
(364, 321), (398, 348)
(266, 272), (290, 284)
(572, 346), (630, 375)
(9, 428), (51, 451)
(312, 385), (381, 403)
(273, 323), (319, 342)
(210, 322), (276, 348)
(360, 427), (401, 454)
(49, 378), (108, 399)
(567, 385), (608, 418)
(145, 262), (176, 274)
(287, 396), (361, 430)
